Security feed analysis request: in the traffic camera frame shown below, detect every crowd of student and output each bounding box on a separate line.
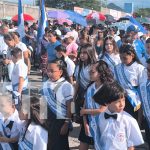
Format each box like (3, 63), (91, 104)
(0, 19), (150, 150)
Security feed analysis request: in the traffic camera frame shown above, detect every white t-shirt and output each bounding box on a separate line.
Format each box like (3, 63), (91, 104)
(64, 56), (75, 77)
(98, 109), (144, 150)
(19, 122), (48, 150)
(11, 59), (28, 91)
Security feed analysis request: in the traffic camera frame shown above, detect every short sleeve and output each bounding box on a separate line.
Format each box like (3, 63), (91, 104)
(18, 63), (28, 78)
(127, 117), (144, 147)
(62, 83), (74, 101)
(66, 59), (75, 77)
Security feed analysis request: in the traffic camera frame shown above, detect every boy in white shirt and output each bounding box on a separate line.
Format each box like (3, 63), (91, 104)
(93, 81), (144, 150)
(55, 45), (75, 84)
(11, 47), (28, 94)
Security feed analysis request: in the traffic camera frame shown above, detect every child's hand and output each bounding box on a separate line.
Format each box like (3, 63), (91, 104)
(80, 108), (86, 116)
(84, 124), (90, 136)
(0, 136), (8, 142)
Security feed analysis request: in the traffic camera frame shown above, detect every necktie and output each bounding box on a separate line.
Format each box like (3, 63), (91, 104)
(104, 112), (117, 120)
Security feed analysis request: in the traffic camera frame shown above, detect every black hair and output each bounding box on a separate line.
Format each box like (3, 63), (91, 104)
(10, 31), (20, 38)
(48, 59), (70, 82)
(11, 47), (22, 59)
(93, 81), (125, 105)
(146, 38), (150, 44)
(147, 58), (150, 64)
(21, 96), (48, 141)
(119, 44), (141, 64)
(55, 45), (66, 53)
(48, 30), (61, 41)
(3, 33), (13, 41)
(45, 27), (49, 33)
(95, 60), (114, 84)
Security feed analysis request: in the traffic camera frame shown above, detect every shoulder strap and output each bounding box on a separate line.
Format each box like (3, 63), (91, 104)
(53, 81), (65, 93)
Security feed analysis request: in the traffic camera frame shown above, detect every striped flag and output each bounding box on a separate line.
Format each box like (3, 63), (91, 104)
(37, 0), (47, 49)
(17, 0), (25, 40)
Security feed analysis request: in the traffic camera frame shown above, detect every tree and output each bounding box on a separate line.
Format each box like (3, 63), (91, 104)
(43, 0), (106, 11)
(135, 8), (150, 17)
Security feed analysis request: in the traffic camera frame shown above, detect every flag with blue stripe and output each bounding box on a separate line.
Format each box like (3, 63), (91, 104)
(37, 0), (47, 54)
(17, 0), (25, 40)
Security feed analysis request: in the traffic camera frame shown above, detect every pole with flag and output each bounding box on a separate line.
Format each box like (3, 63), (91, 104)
(37, 0), (47, 54)
(17, 0), (25, 40)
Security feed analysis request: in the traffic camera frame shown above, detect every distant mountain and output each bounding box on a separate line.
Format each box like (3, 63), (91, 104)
(107, 3), (125, 12)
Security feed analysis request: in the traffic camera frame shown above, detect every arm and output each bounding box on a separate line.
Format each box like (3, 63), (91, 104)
(0, 136), (18, 143)
(128, 146), (134, 150)
(80, 105), (107, 116)
(18, 77), (25, 94)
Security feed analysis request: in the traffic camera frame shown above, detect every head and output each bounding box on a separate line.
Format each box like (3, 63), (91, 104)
(10, 32), (20, 43)
(0, 94), (15, 118)
(55, 45), (66, 58)
(3, 33), (15, 48)
(108, 27), (116, 36)
(65, 36), (74, 44)
(103, 36), (119, 55)
(77, 43), (97, 65)
(19, 96), (47, 129)
(126, 25), (138, 40)
(119, 44), (141, 65)
(47, 30), (58, 43)
(47, 59), (69, 82)
(0, 25), (9, 35)
(146, 38), (150, 55)
(11, 47), (22, 63)
(93, 81), (125, 113)
(89, 60), (114, 83)
(147, 58), (150, 80)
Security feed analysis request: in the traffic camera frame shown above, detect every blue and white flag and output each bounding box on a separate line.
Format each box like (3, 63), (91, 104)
(37, 0), (47, 54)
(17, 0), (25, 40)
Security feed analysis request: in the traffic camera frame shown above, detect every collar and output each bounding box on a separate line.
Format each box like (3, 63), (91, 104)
(105, 109), (122, 122)
(15, 59), (23, 65)
(64, 56), (69, 61)
(49, 77), (65, 84)
(126, 60), (135, 66)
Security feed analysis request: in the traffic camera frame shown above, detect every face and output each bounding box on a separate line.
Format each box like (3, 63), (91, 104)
(56, 51), (62, 58)
(120, 53), (134, 65)
(12, 55), (17, 63)
(105, 39), (114, 54)
(47, 63), (63, 81)
(89, 63), (100, 82)
(0, 98), (14, 117)
(2, 27), (8, 34)
(79, 48), (89, 62)
(98, 31), (103, 38)
(147, 63), (150, 80)
(146, 43), (150, 55)
(108, 97), (125, 113)
(47, 33), (56, 43)
(5, 39), (15, 48)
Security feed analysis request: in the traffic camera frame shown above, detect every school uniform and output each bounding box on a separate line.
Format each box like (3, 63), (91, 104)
(140, 80), (150, 147)
(79, 83), (102, 148)
(64, 56), (75, 77)
(0, 109), (22, 150)
(42, 77), (74, 150)
(11, 59), (28, 92)
(100, 52), (121, 75)
(74, 65), (91, 123)
(114, 62), (147, 118)
(18, 122), (48, 150)
(97, 109), (144, 150)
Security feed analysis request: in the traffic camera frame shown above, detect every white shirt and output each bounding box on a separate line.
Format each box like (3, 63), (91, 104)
(11, 59), (28, 91)
(64, 56), (75, 77)
(0, 34), (8, 55)
(19, 122), (48, 150)
(98, 109), (144, 150)
(117, 62), (147, 87)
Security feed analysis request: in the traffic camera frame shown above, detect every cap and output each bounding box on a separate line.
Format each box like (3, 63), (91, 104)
(126, 25), (139, 33)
